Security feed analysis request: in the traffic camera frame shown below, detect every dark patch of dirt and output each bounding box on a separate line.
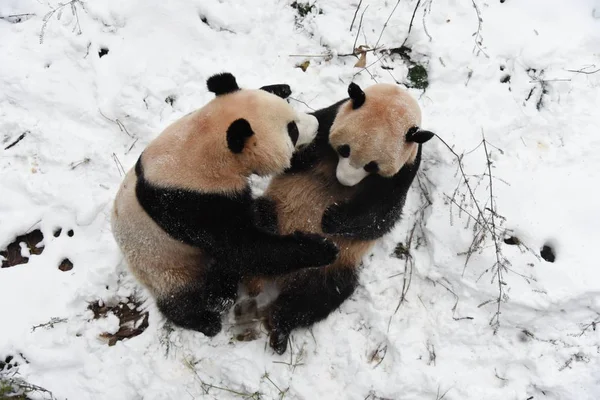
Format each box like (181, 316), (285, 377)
(88, 297), (149, 346)
(0, 230), (44, 268)
(392, 242), (409, 259)
(540, 244), (556, 263)
(58, 258), (73, 272)
(165, 95), (176, 106)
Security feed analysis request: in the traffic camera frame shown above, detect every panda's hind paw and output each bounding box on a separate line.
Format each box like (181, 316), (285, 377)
(269, 329), (289, 355)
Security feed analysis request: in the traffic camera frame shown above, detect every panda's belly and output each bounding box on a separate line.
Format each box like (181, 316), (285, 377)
(266, 171), (351, 236)
(111, 169), (206, 296)
(264, 169), (376, 271)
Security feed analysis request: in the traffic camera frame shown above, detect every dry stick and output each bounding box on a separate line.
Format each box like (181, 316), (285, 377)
(4, 131), (28, 150)
(374, 0), (402, 49)
(352, 53), (385, 81)
(470, 0), (489, 58)
(288, 96), (315, 111)
(352, 5), (370, 52)
(482, 131), (504, 333)
(401, 0), (422, 46)
(566, 67), (600, 75)
(422, 0), (433, 41)
(435, 134), (487, 222)
(349, 0), (363, 31)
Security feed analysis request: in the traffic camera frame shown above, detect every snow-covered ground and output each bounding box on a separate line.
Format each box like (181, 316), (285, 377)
(1, 0), (599, 398)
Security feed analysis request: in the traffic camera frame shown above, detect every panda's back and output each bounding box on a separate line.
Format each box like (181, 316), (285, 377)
(111, 168), (207, 297)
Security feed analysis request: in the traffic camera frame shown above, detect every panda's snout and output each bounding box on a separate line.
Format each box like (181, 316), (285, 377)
(336, 157), (369, 186)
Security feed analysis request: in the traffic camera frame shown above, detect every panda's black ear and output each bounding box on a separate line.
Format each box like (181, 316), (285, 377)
(406, 126), (435, 144)
(207, 72), (240, 96)
(260, 84), (292, 99)
(348, 82), (365, 109)
(227, 119), (254, 153)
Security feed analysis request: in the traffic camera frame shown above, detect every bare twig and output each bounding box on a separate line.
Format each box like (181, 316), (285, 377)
(352, 5), (370, 52)
(349, 0), (363, 31)
(566, 66), (600, 75)
(576, 319), (599, 337)
(470, 0), (489, 58)
(112, 153), (126, 177)
(40, 0), (84, 44)
(401, 0), (422, 46)
(288, 96), (315, 111)
(31, 317), (67, 332)
(482, 130), (505, 334)
(4, 131), (29, 150)
(422, 0), (433, 41)
(99, 109), (134, 138)
(375, 0), (401, 49)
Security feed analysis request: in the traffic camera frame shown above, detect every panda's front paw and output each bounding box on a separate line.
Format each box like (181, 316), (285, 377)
(290, 231), (339, 266)
(322, 204), (347, 235)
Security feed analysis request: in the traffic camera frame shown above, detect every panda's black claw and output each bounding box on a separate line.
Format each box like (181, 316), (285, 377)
(269, 329), (289, 355)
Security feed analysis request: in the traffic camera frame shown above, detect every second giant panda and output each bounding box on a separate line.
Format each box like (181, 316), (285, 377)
(111, 73), (339, 338)
(239, 82), (435, 354)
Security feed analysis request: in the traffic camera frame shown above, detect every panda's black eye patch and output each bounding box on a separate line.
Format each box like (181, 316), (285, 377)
(287, 121), (299, 146)
(337, 144), (351, 158)
(364, 161), (379, 173)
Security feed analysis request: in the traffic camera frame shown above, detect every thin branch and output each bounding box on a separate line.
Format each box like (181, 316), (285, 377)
(4, 131), (29, 150)
(470, 0), (489, 58)
(349, 0), (363, 31)
(352, 5), (370, 52)
(482, 130), (504, 334)
(566, 66), (600, 75)
(375, 0), (401, 49)
(288, 96), (315, 111)
(401, 0), (422, 46)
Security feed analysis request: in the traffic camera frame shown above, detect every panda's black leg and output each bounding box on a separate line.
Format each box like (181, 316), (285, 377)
(156, 286), (223, 337)
(267, 266), (358, 354)
(252, 197), (279, 234)
(203, 268), (239, 315)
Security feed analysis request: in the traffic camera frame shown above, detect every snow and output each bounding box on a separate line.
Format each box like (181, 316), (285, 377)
(1, 0), (599, 399)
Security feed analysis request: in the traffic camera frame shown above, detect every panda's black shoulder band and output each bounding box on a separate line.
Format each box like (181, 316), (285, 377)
(207, 72), (240, 96)
(135, 154), (144, 177)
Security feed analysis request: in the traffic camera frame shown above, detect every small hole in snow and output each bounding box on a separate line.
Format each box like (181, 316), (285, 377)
(540, 244), (555, 263)
(200, 15), (208, 24)
(67, 229), (74, 237)
(503, 236), (519, 245)
(98, 48), (109, 58)
(53, 228), (62, 237)
(500, 74), (511, 83)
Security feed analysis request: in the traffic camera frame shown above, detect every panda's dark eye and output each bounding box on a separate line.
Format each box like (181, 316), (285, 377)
(287, 121), (299, 146)
(337, 144), (351, 158)
(364, 161), (379, 173)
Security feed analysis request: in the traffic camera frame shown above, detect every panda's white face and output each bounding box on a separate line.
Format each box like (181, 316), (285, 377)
(294, 113), (318, 148)
(328, 83), (426, 187)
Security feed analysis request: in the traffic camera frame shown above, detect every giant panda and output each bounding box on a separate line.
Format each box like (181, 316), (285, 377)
(239, 82), (435, 354)
(110, 73), (340, 338)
